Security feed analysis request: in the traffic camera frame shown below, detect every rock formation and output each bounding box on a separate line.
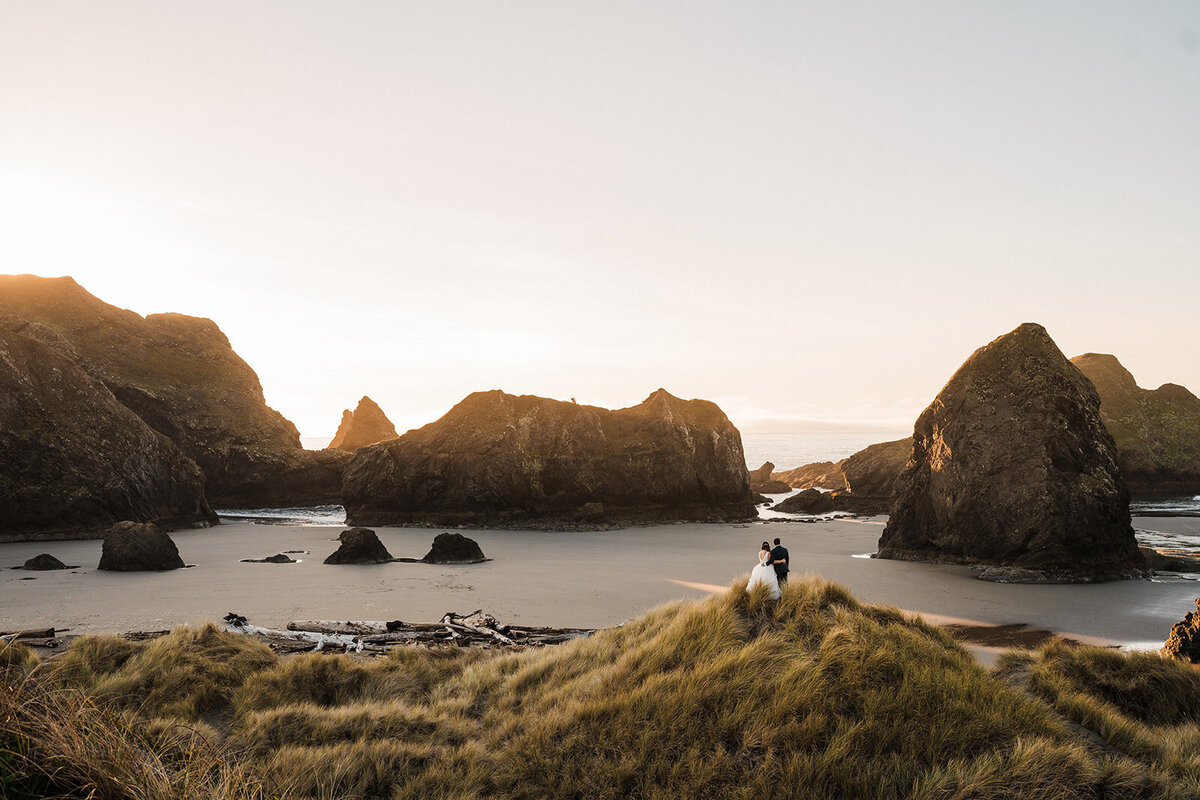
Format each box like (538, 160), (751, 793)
(0, 275), (349, 507)
(748, 461), (792, 494)
(343, 389), (757, 528)
(323, 528), (394, 564)
(773, 488), (888, 516)
(22, 554), (69, 570)
(329, 396), (399, 451)
(1071, 353), (1200, 496)
(841, 438), (911, 498)
(422, 532), (486, 563)
(772, 461), (847, 491)
(771, 439), (912, 498)
(97, 522), (186, 571)
(1162, 598), (1200, 663)
(877, 323), (1144, 581)
(0, 318), (216, 541)
(241, 553), (297, 564)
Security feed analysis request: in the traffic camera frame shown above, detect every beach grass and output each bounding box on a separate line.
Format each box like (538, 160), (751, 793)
(3, 578), (1198, 799)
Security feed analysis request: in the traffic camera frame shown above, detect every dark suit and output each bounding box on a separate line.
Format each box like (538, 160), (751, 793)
(770, 545), (789, 584)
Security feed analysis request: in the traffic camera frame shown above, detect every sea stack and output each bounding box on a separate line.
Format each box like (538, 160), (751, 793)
(97, 522), (186, 571)
(323, 528), (394, 564)
(748, 462), (791, 495)
(329, 396), (399, 451)
(0, 275), (350, 507)
(877, 323), (1144, 582)
(0, 316), (216, 541)
(1071, 353), (1200, 497)
(342, 389), (757, 527)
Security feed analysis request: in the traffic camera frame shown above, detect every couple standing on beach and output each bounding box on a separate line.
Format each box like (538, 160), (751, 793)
(747, 537), (789, 599)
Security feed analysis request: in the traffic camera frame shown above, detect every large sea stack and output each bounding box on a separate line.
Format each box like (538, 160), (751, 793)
(0, 275), (350, 507)
(329, 396), (399, 451)
(877, 323), (1144, 581)
(0, 317), (216, 541)
(1071, 353), (1200, 497)
(342, 389), (757, 527)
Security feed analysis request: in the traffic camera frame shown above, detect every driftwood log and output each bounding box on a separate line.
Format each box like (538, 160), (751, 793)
(0, 627), (55, 640)
(223, 611), (594, 655)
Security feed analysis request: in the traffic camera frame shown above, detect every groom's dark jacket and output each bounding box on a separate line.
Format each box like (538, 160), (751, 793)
(770, 545), (789, 579)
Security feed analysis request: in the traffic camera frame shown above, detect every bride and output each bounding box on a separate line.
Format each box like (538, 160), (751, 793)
(747, 541), (781, 599)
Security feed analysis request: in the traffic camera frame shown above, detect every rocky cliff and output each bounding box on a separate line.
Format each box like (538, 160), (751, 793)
(877, 323), (1144, 582)
(329, 396), (399, 451)
(841, 438), (912, 498)
(1071, 353), (1200, 497)
(342, 389), (757, 527)
(772, 461), (847, 491)
(0, 318), (216, 540)
(769, 438), (911, 515)
(0, 275), (348, 506)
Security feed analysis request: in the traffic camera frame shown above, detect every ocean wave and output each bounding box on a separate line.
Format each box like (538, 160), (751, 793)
(217, 505), (346, 526)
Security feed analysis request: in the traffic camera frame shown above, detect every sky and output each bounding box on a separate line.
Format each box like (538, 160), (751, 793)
(1, 2), (1197, 439)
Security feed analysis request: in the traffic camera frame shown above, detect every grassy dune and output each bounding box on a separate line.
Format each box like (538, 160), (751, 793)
(3, 577), (1198, 799)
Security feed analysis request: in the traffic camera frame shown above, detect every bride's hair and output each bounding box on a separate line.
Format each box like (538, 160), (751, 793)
(761, 541), (770, 551)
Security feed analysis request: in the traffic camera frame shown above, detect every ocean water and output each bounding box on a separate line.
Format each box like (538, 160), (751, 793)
(740, 431), (910, 472)
(1131, 497), (1200, 517)
(218, 505), (346, 526)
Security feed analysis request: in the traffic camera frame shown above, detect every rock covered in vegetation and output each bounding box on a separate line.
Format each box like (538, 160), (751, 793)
(0, 275), (348, 507)
(0, 317), (216, 541)
(878, 323), (1144, 581)
(323, 528), (393, 564)
(422, 532), (486, 563)
(343, 389), (757, 527)
(97, 522), (186, 571)
(330, 396), (399, 451)
(1072, 353), (1200, 497)
(22, 554), (68, 570)
(1162, 598), (1200, 663)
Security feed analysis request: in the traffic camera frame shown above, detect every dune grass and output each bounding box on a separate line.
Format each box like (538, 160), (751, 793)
(1015, 640), (1200, 793)
(4, 578), (1200, 799)
(0, 640), (271, 800)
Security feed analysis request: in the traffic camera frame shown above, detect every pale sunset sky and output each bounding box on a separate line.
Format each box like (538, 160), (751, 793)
(1, 2), (1197, 438)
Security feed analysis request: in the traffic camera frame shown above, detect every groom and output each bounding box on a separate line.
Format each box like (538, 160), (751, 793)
(770, 537), (789, 587)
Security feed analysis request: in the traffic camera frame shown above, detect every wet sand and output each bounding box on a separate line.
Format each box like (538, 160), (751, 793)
(1, 516), (1195, 652)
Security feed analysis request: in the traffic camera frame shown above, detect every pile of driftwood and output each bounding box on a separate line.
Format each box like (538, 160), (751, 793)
(0, 627), (61, 649)
(222, 611), (595, 655)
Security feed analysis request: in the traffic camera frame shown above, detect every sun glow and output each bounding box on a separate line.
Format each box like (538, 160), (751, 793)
(0, 170), (188, 313)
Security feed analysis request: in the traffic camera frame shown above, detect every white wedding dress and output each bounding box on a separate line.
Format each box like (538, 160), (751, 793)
(747, 551), (781, 599)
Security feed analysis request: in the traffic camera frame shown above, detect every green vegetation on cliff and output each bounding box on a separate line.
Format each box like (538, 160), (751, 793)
(1072, 353), (1200, 496)
(3, 580), (1198, 799)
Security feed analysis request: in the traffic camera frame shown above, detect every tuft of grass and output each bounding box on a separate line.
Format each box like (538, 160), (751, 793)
(47, 623), (278, 722)
(233, 646), (482, 722)
(0, 668), (273, 800)
(1024, 640), (1200, 790)
(1030, 641), (1200, 726)
(0, 640), (39, 678)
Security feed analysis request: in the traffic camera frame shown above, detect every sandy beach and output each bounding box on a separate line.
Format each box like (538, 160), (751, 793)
(2, 516), (1196, 652)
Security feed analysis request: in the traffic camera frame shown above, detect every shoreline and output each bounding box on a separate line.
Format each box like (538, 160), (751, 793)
(1, 516), (1196, 655)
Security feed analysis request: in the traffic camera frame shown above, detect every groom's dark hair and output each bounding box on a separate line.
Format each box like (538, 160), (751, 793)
(773, 537), (781, 545)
